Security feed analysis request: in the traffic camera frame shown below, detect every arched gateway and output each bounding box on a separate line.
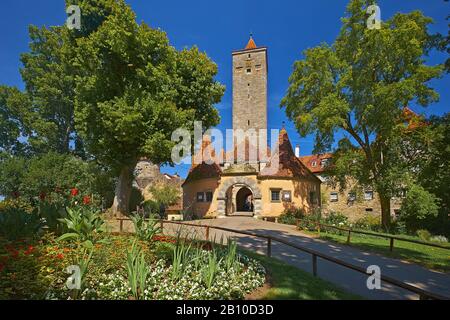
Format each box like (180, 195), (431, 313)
(181, 36), (322, 220)
(216, 177), (262, 218)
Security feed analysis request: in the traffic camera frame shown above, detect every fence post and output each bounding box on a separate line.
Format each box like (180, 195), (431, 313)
(317, 222), (321, 235)
(267, 238), (272, 257)
(160, 220), (164, 235)
(296, 219), (300, 229)
(390, 238), (394, 252)
(119, 219), (123, 233)
(312, 254), (318, 277)
(205, 226), (210, 241)
(347, 229), (352, 244)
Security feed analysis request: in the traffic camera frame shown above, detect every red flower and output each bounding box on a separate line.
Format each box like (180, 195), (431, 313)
(10, 250), (19, 259)
(24, 246), (34, 255)
(56, 253), (64, 260)
(39, 192), (46, 200)
(152, 235), (176, 244)
(70, 188), (79, 196)
(83, 195), (91, 205)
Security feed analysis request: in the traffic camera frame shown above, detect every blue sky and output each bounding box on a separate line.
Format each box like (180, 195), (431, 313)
(0, 0), (448, 178)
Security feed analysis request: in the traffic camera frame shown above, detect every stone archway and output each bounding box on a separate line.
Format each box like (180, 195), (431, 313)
(217, 177), (262, 218)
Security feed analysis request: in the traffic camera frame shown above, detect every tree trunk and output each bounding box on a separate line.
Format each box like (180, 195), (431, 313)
(378, 192), (392, 230)
(111, 164), (135, 217)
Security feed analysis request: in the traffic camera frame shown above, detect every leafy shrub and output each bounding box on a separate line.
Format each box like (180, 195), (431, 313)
(0, 208), (42, 240)
(430, 235), (449, 244)
(278, 207), (304, 225)
(131, 214), (161, 242)
(354, 215), (381, 231)
(416, 229), (431, 241)
(399, 185), (439, 232)
(144, 184), (181, 218)
(323, 211), (348, 227)
(390, 220), (407, 235)
(57, 207), (106, 244)
(142, 200), (161, 217)
(297, 210), (321, 231)
(36, 201), (67, 235)
(0, 198), (34, 213)
(318, 212), (349, 236)
(0, 153), (115, 209)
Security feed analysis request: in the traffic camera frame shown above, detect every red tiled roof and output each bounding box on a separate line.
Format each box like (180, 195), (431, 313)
(184, 129), (320, 183)
(402, 106), (428, 130)
(298, 153), (333, 174)
(183, 162), (222, 185)
(166, 202), (182, 212)
(259, 129), (320, 181)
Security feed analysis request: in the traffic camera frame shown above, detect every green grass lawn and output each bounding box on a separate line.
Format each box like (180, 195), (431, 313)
(242, 250), (361, 300)
(304, 230), (450, 272)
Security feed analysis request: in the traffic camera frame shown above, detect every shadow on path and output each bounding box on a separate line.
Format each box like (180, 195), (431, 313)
(163, 217), (450, 300)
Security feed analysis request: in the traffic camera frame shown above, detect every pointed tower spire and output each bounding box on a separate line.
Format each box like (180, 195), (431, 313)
(245, 33), (257, 50)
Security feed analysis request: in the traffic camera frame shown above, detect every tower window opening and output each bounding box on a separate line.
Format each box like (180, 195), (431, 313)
(248, 120), (250, 126)
(246, 68), (252, 74)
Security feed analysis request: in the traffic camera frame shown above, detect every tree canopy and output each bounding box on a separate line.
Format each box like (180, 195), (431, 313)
(0, 0), (224, 216)
(72, 0), (224, 214)
(281, 0), (444, 226)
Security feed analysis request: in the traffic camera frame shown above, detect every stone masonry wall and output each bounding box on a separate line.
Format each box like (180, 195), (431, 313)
(232, 48), (267, 132)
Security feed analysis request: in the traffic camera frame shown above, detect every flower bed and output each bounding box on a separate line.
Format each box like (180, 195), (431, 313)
(0, 234), (266, 300)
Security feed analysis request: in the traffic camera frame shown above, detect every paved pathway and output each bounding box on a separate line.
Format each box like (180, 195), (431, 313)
(162, 217), (450, 300)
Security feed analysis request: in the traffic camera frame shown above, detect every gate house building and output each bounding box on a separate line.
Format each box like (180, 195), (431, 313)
(182, 37), (321, 219)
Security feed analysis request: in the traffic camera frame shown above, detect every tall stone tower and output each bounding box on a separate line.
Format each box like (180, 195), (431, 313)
(232, 36), (268, 132)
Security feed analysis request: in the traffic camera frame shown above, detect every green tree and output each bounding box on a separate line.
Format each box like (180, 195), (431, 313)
(16, 25), (79, 154)
(0, 156), (26, 198)
(281, 0), (443, 227)
(399, 184), (439, 232)
(146, 184), (181, 217)
(418, 114), (449, 205)
(0, 86), (26, 155)
(409, 114), (450, 235)
(73, 1), (224, 216)
(440, 1), (449, 72)
(0, 0), (115, 156)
